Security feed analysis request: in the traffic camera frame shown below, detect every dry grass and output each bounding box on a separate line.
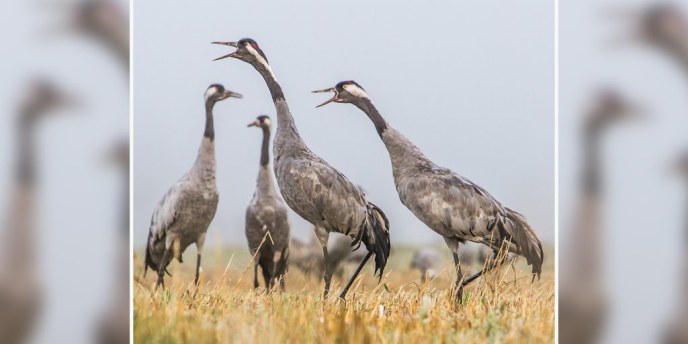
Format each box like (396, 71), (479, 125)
(134, 244), (554, 343)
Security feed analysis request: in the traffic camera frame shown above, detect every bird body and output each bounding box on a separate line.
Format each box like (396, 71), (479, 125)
(245, 115), (290, 290)
(145, 84), (241, 287)
(145, 151), (218, 267)
(313, 81), (543, 301)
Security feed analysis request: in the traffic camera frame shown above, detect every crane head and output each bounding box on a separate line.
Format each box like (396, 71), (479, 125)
(312, 80), (368, 108)
(585, 88), (642, 131)
(247, 115), (272, 129)
(20, 79), (77, 121)
(212, 38), (269, 67)
(204, 84), (242, 105)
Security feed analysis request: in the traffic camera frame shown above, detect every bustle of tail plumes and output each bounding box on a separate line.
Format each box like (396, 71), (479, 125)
(144, 233), (156, 276)
(144, 233), (171, 277)
(499, 207), (544, 280)
(352, 202), (391, 281)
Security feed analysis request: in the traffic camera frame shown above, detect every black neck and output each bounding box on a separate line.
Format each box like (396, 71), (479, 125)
(204, 101), (215, 141)
(582, 128), (601, 195)
(253, 63), (285, 101)
(260, 126), (270, 166)
(354, 98), (388, 136)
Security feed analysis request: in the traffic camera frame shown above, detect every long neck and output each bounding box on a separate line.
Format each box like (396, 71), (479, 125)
(254, 63), (284, 102)
(352, 97), (429, 176)
(193, 103), (217, 181)
(251, 60), (305, 153)
(354, 98), (389, 137)
(16, 114), (36, 185)
(3, 113), (38, 273)
(582, 127), (601, 197)
(260, 126), (270, 166)
(204, 102), (215, 141)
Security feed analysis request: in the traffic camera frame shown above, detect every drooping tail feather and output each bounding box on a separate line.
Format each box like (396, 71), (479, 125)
(502, 207), (544, 279)
(359, 202), (391, 280)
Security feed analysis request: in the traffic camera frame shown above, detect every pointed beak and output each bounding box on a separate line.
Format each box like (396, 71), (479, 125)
(247, 119), (260, 128)
(312, 87), (337, 108)
(220, 90), (242, 100)
(212, 41), (239, 61)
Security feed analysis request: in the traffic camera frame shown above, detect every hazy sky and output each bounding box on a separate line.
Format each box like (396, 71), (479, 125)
(559, 1), (688, 343)
(134, 2), (554, 250)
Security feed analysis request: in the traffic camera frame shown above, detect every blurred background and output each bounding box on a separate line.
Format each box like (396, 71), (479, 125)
(133, 1), (553, 255)
(0, 0), (129, 343)
(559, 1), (688, 343)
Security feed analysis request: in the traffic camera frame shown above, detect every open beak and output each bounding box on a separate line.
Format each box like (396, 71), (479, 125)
(312, 87), (338, 108)
(247, 119), (260, 128)
(220, 90), (242, 100)
(212, 41), (239, 61)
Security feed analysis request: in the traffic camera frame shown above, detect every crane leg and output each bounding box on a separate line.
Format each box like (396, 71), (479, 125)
(252, 263), (259, 289)
(194, 253), (202, 286)
(462, 252), (507, 286)
(339, 251), (373, 300)
(156, 248), (171, 290)
(452, 253), (464, 304)
(322, 247), (332, 298)
(275, 248), (288, 292)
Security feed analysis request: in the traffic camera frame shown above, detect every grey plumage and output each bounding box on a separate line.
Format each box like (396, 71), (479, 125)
(145, 84), (241, 287)
(245, 115), (290, 291)
(313, 80), (544, 302)
(213, 39), (391, 299)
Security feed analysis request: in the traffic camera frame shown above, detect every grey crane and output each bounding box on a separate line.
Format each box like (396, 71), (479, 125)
(410, 248), (441, 283)
(245, 115), (291, 291)
(212, 39), (391, 300)
(144, 84), (242, 288)
(558, 90), (639, 344)
(313, 80), (543, 303)
(0, 79), (72, 344)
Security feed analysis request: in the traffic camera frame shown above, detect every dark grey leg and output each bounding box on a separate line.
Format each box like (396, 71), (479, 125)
(253, 264), (259, 289)
(338, 251), (373, 300)
(462, 251), (507, 286)
(156, 248), (171, 290)
(262, 263), (272, 291)
(194, 253), (202, 286)
(322, 247), (332, 298)
(452, 252), (464, 304)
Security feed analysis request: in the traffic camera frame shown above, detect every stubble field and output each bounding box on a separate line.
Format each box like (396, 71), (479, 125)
(133, 244), (554, 343)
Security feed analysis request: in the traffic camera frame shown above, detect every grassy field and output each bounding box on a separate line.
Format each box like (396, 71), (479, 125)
(133, 243), (554, 343)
